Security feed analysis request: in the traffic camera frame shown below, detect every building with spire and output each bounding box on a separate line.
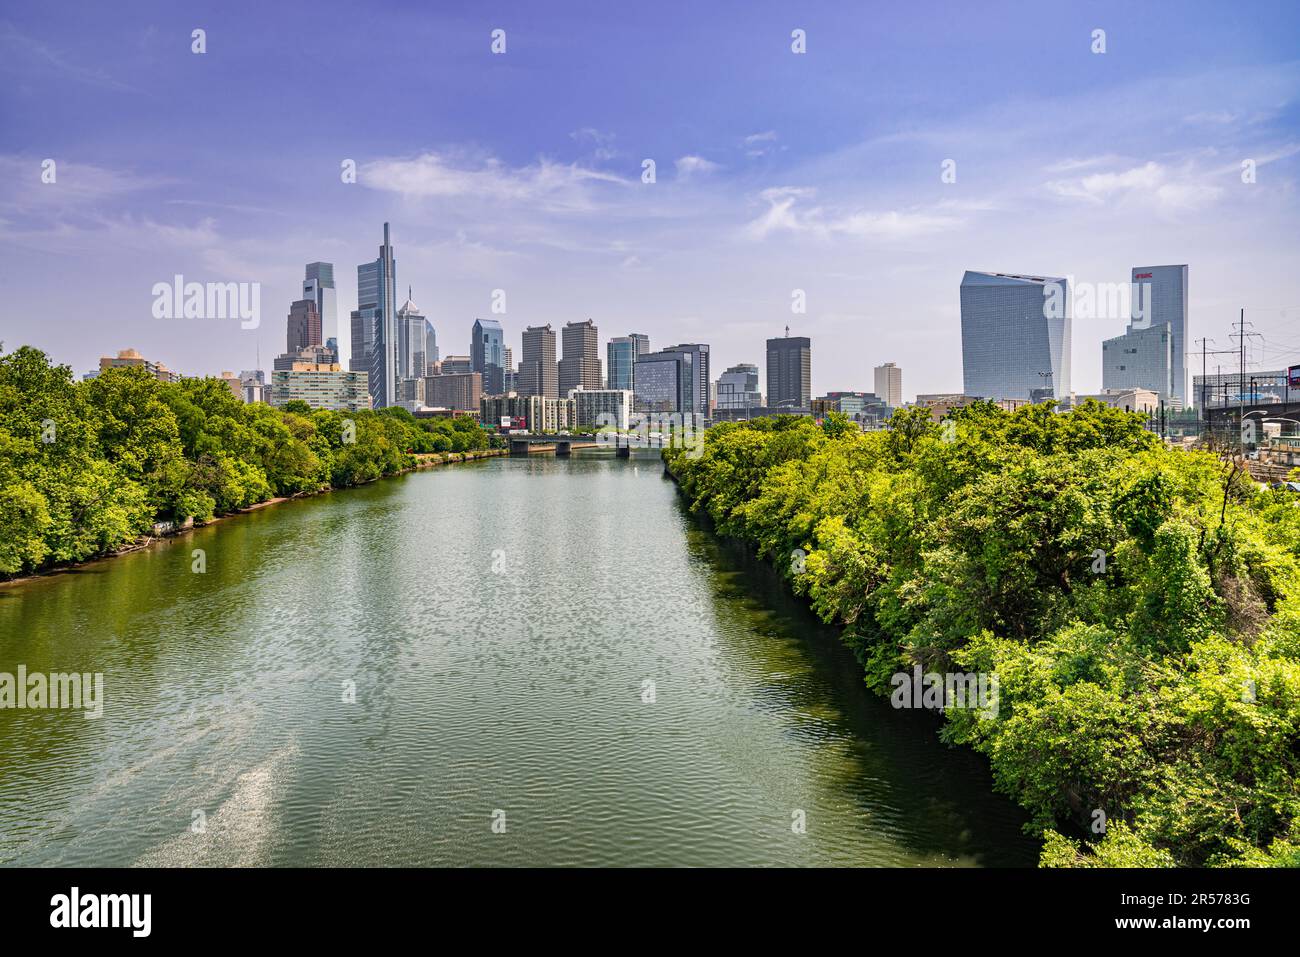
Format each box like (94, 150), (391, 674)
(350, 223), (398, 408)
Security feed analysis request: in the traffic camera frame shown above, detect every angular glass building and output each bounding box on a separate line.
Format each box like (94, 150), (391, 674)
(959, 271), (1071, 401)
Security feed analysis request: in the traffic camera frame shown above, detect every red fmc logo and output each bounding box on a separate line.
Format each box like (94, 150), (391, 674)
(1134, 272), (1153, 279)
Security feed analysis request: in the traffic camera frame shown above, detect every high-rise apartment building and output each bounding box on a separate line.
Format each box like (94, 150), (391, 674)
(607, 334), (649, 392)
(519, 324), (559, 398)
(472, 318), (506, 394)
(286, 298), (322, 354)
(350, 223), (398, 408)
(766, 335), (811, 410)
(959, 271), (1071, 401)
(559, 319), (602, 395)
(873, 362), (902, 407)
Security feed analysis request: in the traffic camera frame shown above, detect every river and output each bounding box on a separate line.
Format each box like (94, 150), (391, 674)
(0, 453), (1036, 866)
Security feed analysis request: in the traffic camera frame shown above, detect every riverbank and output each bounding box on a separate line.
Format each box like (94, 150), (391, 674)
(664, 408), (1300, 868)
(0, 448), (507, 589)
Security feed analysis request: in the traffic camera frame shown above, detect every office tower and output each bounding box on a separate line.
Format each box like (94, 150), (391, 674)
(608, 333), (650, 392)
(634, 349), (690, 413)
(472, 318), (506, 394)
(663, 343), (710, 414)
(959, 271), (1071, 401)
(396, 289), (428, 382)
(302, 263), (337, 354)
(874, 362), (903, 407)
(286, 298), (322, 354)
(519, 324), (558, 398)
(1101, 265), (1188, 408)
(716, 363), (762, 414)
(559, 319), (602, 395)
(351, 223), (398, 408)
(766, 335), (811, 410)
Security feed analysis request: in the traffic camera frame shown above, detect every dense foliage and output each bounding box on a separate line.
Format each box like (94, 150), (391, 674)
(0, 345), (489, 578)
(665, 403), (1300, 867)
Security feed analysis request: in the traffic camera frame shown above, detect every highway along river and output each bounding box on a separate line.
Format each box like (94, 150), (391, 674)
(0, 453), (1036, 866)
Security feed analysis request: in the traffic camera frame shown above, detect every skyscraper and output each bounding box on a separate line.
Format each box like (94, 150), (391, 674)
(351, 223), (398, 408)
(766, 335), (811, 410)
(302, 263), (337, 355)
(559, 319), (602, 395)
(607, 334), (649, 392)
(519, 324), (558, 398)
(396, 289), (428, 382)
(874, 362), (903, 407)
(959, 271), (1071, 401)
(1102, 265), (1188, 408)
(663, 343), (710, 414)
(472, 318), (506, 394)
(286, 298), (321, 354)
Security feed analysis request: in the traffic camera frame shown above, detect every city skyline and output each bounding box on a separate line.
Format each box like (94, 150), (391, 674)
(3, 1), (1299, 399)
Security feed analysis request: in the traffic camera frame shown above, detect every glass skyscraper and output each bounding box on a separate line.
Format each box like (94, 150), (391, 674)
(607, 334), (649, 392)
(302, 262), (337, 357)
(351, 224), (397, 408)
(472, 318), (506, 394)
(959, 271), (1071, 401)
(1102, 264), (1188, 409)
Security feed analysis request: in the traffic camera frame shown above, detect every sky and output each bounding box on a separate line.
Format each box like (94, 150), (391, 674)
(2, 0), (1299, 401)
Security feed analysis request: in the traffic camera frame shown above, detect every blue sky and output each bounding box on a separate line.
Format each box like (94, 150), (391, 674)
(2, 0), (1299, 398)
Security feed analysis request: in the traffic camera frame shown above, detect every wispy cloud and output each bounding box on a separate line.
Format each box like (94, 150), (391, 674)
(744, 186), (964, 241)
(0, 23), (137, 92)
(360, 151), (628, 212)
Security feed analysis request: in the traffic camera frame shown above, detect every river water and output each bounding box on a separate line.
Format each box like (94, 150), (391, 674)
(0, 453), (1036, 866)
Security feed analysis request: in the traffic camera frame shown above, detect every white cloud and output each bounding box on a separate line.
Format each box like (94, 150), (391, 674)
(675, 155), (721, 179)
